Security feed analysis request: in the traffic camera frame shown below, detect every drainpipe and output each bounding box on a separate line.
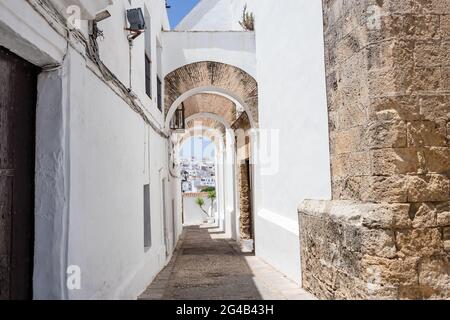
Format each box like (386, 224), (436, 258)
(128, 38), (133, 92)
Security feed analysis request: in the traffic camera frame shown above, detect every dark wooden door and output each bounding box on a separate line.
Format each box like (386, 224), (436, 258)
(0, 46), (37, 300)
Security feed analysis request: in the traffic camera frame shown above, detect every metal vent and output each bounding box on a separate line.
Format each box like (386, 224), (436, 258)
(126, 8), (146, 31)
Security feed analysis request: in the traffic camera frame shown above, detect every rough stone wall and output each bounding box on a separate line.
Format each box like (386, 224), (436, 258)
(300, 200), (450, 299)
(239, 161), (252, 240)
(164, 61), (259, 126)
(233, 112), (253, 241)
(300, 0), (450, 299)
(183, 93), (238, 124)
(326, 0), (450, 203)
(186, 117), (226, 134)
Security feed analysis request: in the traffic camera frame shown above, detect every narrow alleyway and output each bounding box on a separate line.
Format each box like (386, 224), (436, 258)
(140, 225), (315, 300)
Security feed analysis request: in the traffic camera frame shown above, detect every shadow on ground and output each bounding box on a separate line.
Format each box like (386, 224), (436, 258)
(140, 225), (315, 300)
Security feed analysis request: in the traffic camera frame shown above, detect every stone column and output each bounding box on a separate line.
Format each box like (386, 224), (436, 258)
(239, 161), (252, 241)
(299, 0), (450, 299)
(233, 113), (254, 249)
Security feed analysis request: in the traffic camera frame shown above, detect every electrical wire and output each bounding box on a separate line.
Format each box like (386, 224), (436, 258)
(25, 0), (168, 138)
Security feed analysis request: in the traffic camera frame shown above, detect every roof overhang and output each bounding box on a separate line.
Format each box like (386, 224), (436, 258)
(49, 0), (113, 20)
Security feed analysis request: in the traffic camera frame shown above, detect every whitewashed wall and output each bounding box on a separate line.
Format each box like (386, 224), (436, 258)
(175, 0), (232, 31)
(170, 176), (184, 248)
(64, 0), (179, 299)
(183, 194), (216, 226)
(1, 0), (332, 298)
(175, 0), (257, 31)
(97, 0), (169, 123)
(172, 0), (332, 285)
(252, 0), (331, 284)
(0, 0), (180, 299)
(67, 58), (168, 299)
(162, 31), (256, 78)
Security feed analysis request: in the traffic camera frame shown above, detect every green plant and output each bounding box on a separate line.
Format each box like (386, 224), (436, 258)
(201, 186), (216, 193)
(239, 4), (255, 31)
(208, 190), (217, 205)
(207, 190), (216, 207)
(195, 197), (209, 216)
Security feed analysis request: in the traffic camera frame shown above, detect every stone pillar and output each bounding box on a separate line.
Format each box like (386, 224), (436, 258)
(239, 161), (252, 241)
(299, 0), (450, 299)
(233, 113), (254, 249)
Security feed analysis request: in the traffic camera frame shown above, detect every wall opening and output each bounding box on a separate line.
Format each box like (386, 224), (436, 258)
(157, 76), (162, 111)
(161, 178), (169, 257)
(144, 7), (152, 98)
(156, 37), (163, 111)
(143, 184), (151, 250)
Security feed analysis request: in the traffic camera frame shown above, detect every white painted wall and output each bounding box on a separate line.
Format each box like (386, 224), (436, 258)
(183, 195), (216, 226)
(252, 0), (331, 284)
(64, 1), (181, 299)
(67, 56), (169, 299)
(0, 0), (182, 300)
(162, 31), (256, 78)
(176, 0), (256, 31)
(2, 0), (331, 298)
(174, 0), (332, 285)
(169, 176), (184, 247)
(0, 0), (66, 67)
(176, 0), (232, 31)
(97, 0), (170, 125)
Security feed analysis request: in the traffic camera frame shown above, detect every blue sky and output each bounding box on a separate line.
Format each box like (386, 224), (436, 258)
(180, 136), (216, 161)
(166, 1), (212, 161)
(167, 0), (215, 160)
(166, 0), (200, 29)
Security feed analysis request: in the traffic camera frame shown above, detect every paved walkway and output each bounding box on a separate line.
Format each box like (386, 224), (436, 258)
(139, 225), (315, 300)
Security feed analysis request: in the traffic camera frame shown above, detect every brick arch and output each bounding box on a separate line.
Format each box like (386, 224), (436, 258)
(183, 93), (238, 126)
(165, 61), (258, 127)
(177, 125), (225, 152)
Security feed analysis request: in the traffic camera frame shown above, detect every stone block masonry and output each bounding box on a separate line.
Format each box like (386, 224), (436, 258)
(239, 162), (252, 241)
(299, 0), (450, 299)
(300, 200), (449, 299)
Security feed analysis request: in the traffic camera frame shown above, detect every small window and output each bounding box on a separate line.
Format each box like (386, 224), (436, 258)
(143, 184), (152, 250)
(144, 8), (152, 98)
(145, 54), (152, 98)
(170, 103), (186, 131)
(157, 76), (162, 111)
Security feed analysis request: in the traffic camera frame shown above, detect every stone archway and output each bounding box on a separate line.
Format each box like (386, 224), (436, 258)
(165, 62), (258, 250)
(164, 61), (259, 128)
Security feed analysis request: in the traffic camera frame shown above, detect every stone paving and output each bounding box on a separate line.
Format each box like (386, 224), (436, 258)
(139, 225), (315, 300)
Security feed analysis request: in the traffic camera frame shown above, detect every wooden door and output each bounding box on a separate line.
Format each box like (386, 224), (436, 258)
(0, 46), (37, 300)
